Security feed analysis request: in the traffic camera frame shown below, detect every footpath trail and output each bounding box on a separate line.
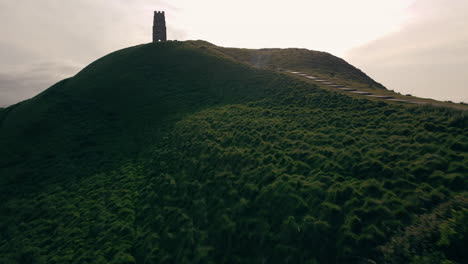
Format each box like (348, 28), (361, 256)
(285, 70), (468, 110)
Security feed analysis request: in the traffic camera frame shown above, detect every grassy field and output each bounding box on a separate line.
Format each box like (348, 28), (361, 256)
(0, 41), (467, 264)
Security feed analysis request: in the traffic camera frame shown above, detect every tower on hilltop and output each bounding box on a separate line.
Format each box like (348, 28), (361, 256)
(153, 11), (167, 42)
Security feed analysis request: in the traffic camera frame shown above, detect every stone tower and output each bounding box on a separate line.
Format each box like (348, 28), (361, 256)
(153, 11), (167, 42)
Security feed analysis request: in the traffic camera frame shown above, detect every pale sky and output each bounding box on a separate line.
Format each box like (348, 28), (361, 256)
(0, 0), (467, 106)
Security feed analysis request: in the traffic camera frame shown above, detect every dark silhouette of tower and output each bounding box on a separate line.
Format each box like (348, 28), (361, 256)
(153, 11), (167, 42)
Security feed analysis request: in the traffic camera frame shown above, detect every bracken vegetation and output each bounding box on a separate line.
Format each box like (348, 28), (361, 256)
(0, 41), (467, 263)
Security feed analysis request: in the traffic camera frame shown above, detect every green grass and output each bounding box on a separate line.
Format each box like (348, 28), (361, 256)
(0, 41), (467, 264)
(0, 41), (290, 196)
(196, 40), (386, 89)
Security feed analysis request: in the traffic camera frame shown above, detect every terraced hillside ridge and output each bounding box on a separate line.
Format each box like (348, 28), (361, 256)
(199, 41), (467, 110)
(199, 40), (386, 90)
(0, 41), (467, 264)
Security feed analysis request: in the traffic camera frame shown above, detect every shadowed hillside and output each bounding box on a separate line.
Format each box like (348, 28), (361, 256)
(0, 41), (467, 264)
(0, 41), (293, 195)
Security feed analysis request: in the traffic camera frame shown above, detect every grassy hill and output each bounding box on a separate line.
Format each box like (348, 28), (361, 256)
(209, 42), (386, 90)
(0, 41), (467, 264)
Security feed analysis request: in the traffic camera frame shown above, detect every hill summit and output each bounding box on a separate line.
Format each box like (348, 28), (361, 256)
(0, 41), (467, 264)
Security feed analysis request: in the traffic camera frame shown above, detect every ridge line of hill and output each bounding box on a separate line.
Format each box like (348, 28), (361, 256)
(184, 41), (466, 110)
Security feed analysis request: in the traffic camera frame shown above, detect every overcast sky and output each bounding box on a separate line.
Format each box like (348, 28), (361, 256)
(0, 0), (467, 107)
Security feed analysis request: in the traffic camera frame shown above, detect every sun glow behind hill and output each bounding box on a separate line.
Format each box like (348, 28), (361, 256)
(166, 0), (414, 55)
(3, 0), (467, 107)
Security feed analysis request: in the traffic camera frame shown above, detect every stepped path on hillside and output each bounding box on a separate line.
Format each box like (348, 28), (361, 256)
(285, 70), (467, 110)
(286, 70), (421, 104)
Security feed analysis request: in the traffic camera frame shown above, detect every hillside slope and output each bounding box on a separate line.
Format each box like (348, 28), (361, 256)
(198, 41), (386, 89)
(0, 41), (292, 195)
(0, 41), (467, 264)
